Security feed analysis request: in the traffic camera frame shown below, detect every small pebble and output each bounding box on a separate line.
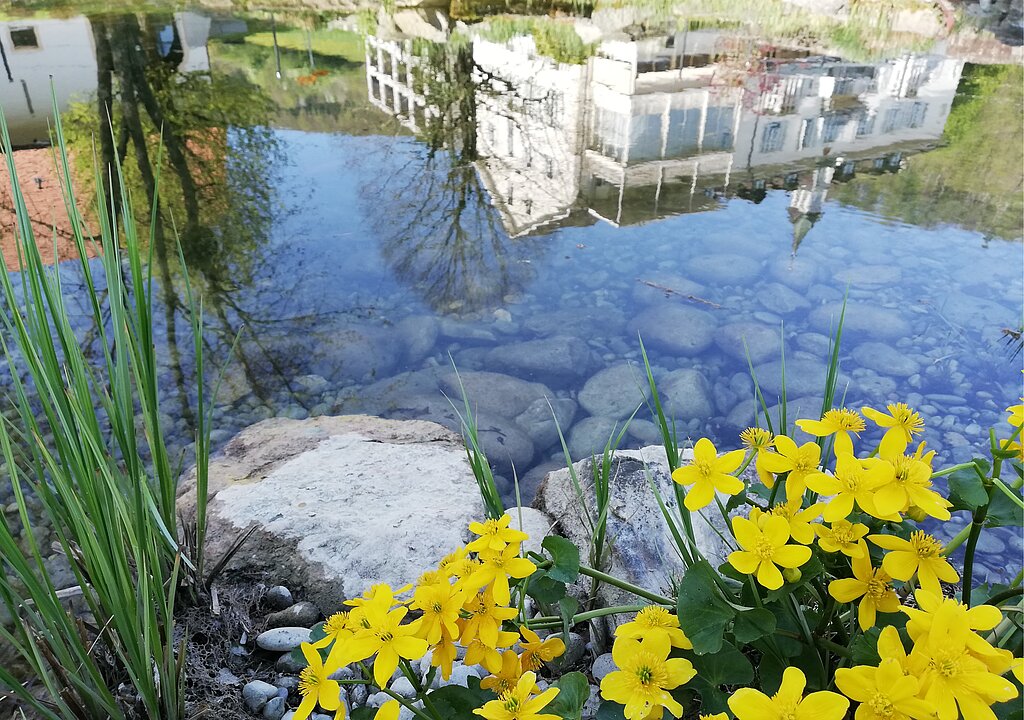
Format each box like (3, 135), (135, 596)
(265, 585), (294, 610)
(263, 696), (287, 720)
(242, 680), (277, 713)
(256, 627), (312, 653)
(266, 601), (320, 629)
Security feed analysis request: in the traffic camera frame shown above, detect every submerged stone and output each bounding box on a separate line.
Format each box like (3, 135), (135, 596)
(578, 363), (649, 419)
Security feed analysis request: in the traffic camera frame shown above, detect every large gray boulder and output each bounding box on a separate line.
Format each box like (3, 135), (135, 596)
(534, 445), (751, 638)
(176, 416), (484, 609)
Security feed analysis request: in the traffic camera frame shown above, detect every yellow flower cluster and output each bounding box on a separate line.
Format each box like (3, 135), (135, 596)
(292, 514), (563, 720)
(599, 607), (696, 719)
(836, 591), (1018, 720)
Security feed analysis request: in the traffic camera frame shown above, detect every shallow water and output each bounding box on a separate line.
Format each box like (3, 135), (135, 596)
(0, 3), (1022, 576)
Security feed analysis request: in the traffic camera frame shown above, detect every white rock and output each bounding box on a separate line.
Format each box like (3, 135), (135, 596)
(177, 416), (485, 610)
(255, 627), (312, 653)
(505, 506), (554, 558)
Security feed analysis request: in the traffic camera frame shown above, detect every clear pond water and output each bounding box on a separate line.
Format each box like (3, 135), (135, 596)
(0, 3), (1022, 576)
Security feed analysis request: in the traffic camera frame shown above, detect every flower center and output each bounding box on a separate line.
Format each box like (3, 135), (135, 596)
(910, 531), (941, 559)
(431, 601), (443, 614)
(889, 403), (924, 434)
(377, 630), (394, 642)
(636, 666), (653, 685)
(869, 693), (894, 717)
(773, 700), (798, 720)
(755, 539), (776, 560)
(823, 409), (865, 432)
(831, 526), (855, 544)
(931, 654), (961, 678)
(693, 459), (713, 478)
(866, 576), (890, 599)
(298, 666), (321, 695)
(638, 607), (672, 628)
(501, 693), (521, 713)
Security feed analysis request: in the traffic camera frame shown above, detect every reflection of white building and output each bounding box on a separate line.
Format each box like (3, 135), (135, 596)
(364, 25), (964, 235)
(0, 13), (212, 147)
(365, 35), (427, 132)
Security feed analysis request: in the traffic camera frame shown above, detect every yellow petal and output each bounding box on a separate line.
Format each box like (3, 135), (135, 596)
(757, 560), (783, 590)
(728, 688), (776, 720)
(829, 578), (867, 603)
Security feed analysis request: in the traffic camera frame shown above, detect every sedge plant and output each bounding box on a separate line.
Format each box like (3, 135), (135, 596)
(0, 100), (214, 718)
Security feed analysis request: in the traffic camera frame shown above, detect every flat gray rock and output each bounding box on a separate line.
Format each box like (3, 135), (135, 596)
(578, 363), (649, 419)
(177, 416), (484, 609)
(255, 627), (312, 653)
(628, 304), (717, 357)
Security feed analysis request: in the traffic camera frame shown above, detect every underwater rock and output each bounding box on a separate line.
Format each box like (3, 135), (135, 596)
(486, 335), (598, 381)
(686, 253), (763, 286)
(628, 304), (717, 357)
(568, 416), (623, 460)
(852, 342), (920, 377)
(438, 370), (555, 419)
(660, 368), (714, 423)
(578, 363), (649, 419)
(715, 321), (780, 363)
(809, 301), (911, 340)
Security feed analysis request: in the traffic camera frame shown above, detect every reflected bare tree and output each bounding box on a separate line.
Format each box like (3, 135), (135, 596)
(366, 41), (544, 313)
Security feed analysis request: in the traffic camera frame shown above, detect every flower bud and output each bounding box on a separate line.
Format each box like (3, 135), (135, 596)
(782, 567), (802, 584)
(907, 505), (927, 523)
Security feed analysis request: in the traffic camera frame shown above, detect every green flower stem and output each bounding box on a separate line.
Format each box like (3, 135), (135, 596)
(992, 477), (1024, 510)
(984, 586), (1023, 606)
(528, 604), (652, 629)
(941, 524), (972, 556)
(577, 564), (674, 606)
(930, 461), (982, 479)
(962, 485), (995, 607)
(774, 629), (853, 660)
(400, 658), (444, 720)
(1011, 569), (1024, 588)
(358, 661), (434, 720)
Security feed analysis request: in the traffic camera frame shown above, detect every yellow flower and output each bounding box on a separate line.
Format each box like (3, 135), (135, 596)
(312, 611), (354, 670)
(869, 531), (959, 597)
(795, 408), (865, 456)
(902, 590), (1012, 674)
(814, 519), (869, 557)
(740, 427), (777, 487)
(877, 626), (916, 676)
(374, 700), (400, 720)
(758, 435), (828, 502)
(862, 403), (924, 456)
(294, 642), (342, 720)
(671, 438), (745, 510)
(1007, 402), (1023, 428)
(768, 499), (823, 545)
(872, 450), (950, 521)
(599, 634), (696, 720)
(345, 604), (429, 687)
(410, 580), (466, 644)
(466, 543), (536, 606)
(459, 589), (519, 649)
(344, 583), (408, 611)
(466, 631), (520, 674)
(828, 543), (901, 630)
(481, 650), (538, 696)
(467, 514), (530, 554)
(728, 666), (849, 720)
(834, 658), (933, 720)
(805, 453), (890, 522)
(728, 514), (811, 590)
(907, 599), (1018, 720)
(518, 626), (565, 672)
(474, 671), (560, 720)
(615, 606), (692, 650)
(429, 626), (458, 681)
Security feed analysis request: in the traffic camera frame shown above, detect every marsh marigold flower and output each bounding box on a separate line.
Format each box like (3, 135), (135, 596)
(869, 531), (958, 597)
(766, 499), (823, 545)
(728, 515), (811, 590)
(796, 408), (865, 456)
(834, 658), (932, 720)
(518, 626), (565, 672)
(467, 514), (530, 553)
(815, 519), (869, 557)
(373, 700), (400, 720)
(460, 588), (518, 649)
(481, 650), (538, 696)
(758, 435), (828, 502)
(728, 666), (848, 720)
(410, 580), (466, 644)
(906, 600), (1018, 720)
(466, 543), (536, 606)
(1006, 401), (1023, 428)
(474, 671), (560, 720)
(599, 634), (696, 720)
(467, 632), (519, 674)
(873, 448), (950, 521)
(294, 642), (342, 720)
(806, 453), (890, 522)
(862, 403), (925, 456)
(740, 427), (777, 487)
(615, 606), (692, 650)
(902, 589), (1012, 674)
(828, 544), (900, 630)
(346, 604), (429, 687)
(671, 438), (745, 511)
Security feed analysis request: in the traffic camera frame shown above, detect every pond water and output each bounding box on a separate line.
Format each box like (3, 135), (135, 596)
(0, 2), (1022, 576)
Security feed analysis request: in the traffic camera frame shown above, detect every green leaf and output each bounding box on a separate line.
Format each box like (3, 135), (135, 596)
(429, 683), (494, 719)
(676, 560), (735, 655)
(543, 535), (581, 584)
(558, 596), (579, 641)
(350, 708), (377, 720)
(948, 466), (989, 511)
(596, 701), (627, 720)
(309, 621), (327, 643)
(986, 482), (1024, 528)
(850, 627), (882, 665)
(688, 677), (730, 715)
(690, 640), (754, 686)
(528, 569), (567, 605)
(547, 671), (590, 720)
(733, 607), (777, 643)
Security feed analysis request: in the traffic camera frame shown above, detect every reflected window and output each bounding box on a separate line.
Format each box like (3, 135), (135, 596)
(760, 122), (785, 153)
(856, 112), (876, 136)
(909, 102), (927, 128)
(10, 27), (38, 49)
(799, 118), (819, 149)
